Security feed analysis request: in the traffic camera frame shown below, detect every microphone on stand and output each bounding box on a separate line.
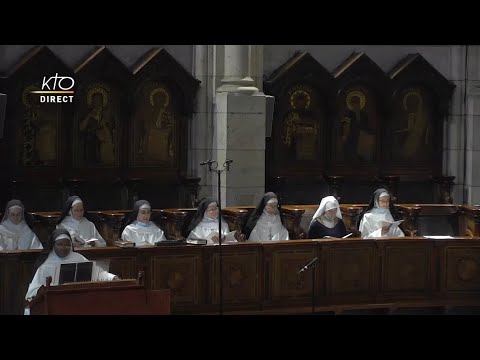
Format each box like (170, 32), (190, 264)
(200, 160), (215, 165)
(298, 257), (318, 275)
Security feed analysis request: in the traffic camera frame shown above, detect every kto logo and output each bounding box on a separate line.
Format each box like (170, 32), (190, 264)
(31, 73), (75, 103)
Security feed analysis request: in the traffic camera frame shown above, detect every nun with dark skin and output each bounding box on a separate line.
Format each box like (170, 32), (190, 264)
(25, 228), (118, 302)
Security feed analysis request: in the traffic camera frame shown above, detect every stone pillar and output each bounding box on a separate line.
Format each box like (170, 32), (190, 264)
(446, 45), (480, 205)
(445, 45), (467, 204)
(190, 45), (215, 200)
(466, 79), (480, 205)
(217, 45), (258, 95)
(213, 45), (265, 207)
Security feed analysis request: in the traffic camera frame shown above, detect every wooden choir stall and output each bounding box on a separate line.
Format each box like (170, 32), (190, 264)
(27, 272), (171, 315)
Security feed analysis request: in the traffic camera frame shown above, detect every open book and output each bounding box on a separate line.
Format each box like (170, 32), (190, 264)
(55, 262), (94, 284)
(206, 230), (237, 243)
(74, 237), (99, 245)
(52, 260), (111, 285)
(323, 232), (353, 239)
(379, 220), (404, 228)
(186, 238), (208, 245)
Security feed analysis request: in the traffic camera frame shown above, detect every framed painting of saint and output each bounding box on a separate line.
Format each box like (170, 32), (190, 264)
(334, 85), (379, 166)
(389, 87), (433, 163)
(132, 80), (177, 167)
(74, 82), (119, 167)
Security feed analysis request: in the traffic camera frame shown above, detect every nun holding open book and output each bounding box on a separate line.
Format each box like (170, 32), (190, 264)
(184, 198), (238, 245)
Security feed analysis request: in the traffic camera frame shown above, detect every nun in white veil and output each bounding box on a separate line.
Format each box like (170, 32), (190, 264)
(56, 196), (107, 247)
(358, 188), (404, 238)
(307, 196), (347, 239)
(0, 199), (43, 250)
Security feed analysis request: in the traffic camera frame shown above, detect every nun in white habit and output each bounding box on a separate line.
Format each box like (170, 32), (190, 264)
(0, 199), (43, 250)
(245, 192), (290, 242)
(56, 196), (107, 247)
(184, 197), (238, 244)
(307, 196), (347, 239)
(121, 200), (166, 246)
(358, 188), (404, 238)
(25, 228), (118, 302)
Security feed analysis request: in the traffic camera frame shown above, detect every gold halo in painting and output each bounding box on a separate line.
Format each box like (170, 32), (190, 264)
(87, 86), (108, 107)
(150, 87), (170, 108)
(402, 91), (423, 111)
(346, 90), (366, 111)
(290, 89), (311, 110)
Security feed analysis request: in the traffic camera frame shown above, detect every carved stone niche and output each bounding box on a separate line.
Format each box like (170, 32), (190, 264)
(129, 48), (200, 174)
(385, 53), (455, 177)
(264, 51), (332, 180)
(330, 52), (389, 176)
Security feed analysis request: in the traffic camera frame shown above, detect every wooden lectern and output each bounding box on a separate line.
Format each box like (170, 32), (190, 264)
(28, 272), (170, 315)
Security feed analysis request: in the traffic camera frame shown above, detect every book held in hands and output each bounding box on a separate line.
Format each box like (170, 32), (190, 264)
(379, 220), (404, 228)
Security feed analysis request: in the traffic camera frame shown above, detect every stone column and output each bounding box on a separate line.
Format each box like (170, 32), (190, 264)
(466, 79), (480, 205)
(217, 45), (258, 95)
(213, 45), (266, 207)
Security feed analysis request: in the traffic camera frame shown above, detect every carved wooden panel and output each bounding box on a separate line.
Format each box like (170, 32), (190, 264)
(77, 248), (137, 280)
(3, 252), (37, 315)
(132, 81), (178, 167)
(264, 51), (332, 178)
(74, 81), (121, 167)
(333, 84), (380, 169)
(6, 46), (71, 173)
(73, 47), (130, 173)
(388, 86), (434, 166)
(331, 53), (388, 175)
(210, 248), (261, 304)
(445, 247), (480, 292)
(149, 251), (202, 305)
(324, 244), (376, 297)
(386, 54), (455, 176)
(130, 48), (199, 176)
(265, 244), (318, 302)
(381, 243), (434, 295)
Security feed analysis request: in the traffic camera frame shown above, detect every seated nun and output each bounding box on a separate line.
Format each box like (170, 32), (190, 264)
(358, 188), (404, 238)
(307, 196), (347, 239)
(0, 199), (43, 251)
(25, 228), (118, 302)
(121, 200), (166, 246)
(184, 197), (239, 244)
(366, 220), (404, 238)
(56, 196), (107, 248)
(245, 192), (290, 242)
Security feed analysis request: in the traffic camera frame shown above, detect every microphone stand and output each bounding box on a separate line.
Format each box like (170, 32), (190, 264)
(201, 159), (233, 315)
(298, 257), (318, 314)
